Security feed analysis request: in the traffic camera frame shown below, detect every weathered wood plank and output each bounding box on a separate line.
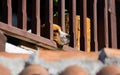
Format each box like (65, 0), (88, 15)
(86, 18), (91, 52)
(0, 30), (7, 52)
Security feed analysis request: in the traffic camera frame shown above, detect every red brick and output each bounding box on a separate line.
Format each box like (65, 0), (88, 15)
(0, 64), (11, 75)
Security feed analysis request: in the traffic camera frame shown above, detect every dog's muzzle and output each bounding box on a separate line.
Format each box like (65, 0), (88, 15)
(59, 31), (70, 45)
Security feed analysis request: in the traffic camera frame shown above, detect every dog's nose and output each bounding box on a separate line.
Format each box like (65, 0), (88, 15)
(66, 35), (70, 39)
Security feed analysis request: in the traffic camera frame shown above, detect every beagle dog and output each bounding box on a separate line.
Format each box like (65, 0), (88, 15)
(54, 15), (80, 50)
(53, 24), (70, 48)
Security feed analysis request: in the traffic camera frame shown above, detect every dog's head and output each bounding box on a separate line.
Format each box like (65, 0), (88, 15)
(53, 24), (70, 47)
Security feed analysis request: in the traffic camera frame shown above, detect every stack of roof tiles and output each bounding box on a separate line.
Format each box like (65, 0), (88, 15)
(0, 48), (120, 75)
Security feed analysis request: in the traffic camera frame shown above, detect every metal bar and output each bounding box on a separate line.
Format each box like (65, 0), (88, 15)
(18, 0), (27, 31)
(22, 0), (27, 31)
(104, 0), (109, 47)
(32, 0), (40, 35)
(58, 0), (65, 32)
(49, 0), (53, 40)
(7, 0), (12, 26)
(36, 0), (40, 36)
(45, 0), (53, 40)
(83, 0), (87, 51)
(93, 0), (98, 51)
(72, 0), (77, 49)
(68, 0), (76, 48)
(109, 0), (117, 48)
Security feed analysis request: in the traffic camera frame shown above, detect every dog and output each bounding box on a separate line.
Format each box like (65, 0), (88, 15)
(53, 15), (80, 50)
(53, 24), (70, 48)
(41, 24), (70, 48)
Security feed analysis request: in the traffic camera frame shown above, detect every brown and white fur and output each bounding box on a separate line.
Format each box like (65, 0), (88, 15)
(53, 24), (70, 47)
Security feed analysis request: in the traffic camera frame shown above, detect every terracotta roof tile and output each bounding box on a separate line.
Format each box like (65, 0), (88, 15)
(0, 64), (11, 75)
(97, 65), (120, 75)
(60, 65), (89, 75)
(19, 64), (49, 75)
(0, 48), (120, 75)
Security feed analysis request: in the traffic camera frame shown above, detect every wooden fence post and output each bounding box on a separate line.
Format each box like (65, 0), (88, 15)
(0, 30), (7, 52)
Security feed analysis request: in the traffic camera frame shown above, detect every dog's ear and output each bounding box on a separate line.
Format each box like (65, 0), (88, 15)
(53, 24), (61, 43)
(53, 24), (64, 48)
(54, 34), (61, 44)
(41, 24), (61, 31)
(53, 24), (61, 31)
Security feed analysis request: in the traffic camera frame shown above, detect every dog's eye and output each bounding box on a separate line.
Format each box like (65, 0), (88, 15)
(54, 30), (59, 33)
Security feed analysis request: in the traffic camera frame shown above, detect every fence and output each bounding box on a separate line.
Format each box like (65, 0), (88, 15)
(0, 0), (119, 52)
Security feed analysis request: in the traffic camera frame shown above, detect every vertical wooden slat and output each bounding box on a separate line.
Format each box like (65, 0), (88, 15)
(58, 0), (65, 32)
(104, 0), (109, 47)
(69, 0), (76, 48)
(45, 0), (53, 40)
(7, 0), (12, 26)
(86, 18), (91, 52)
(32, 0), (40, 35)
(83, 0), (87, 51)
(109, 0), (117, 48)
(18, 0), (27, 31)
(93, 0), (98, 51)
